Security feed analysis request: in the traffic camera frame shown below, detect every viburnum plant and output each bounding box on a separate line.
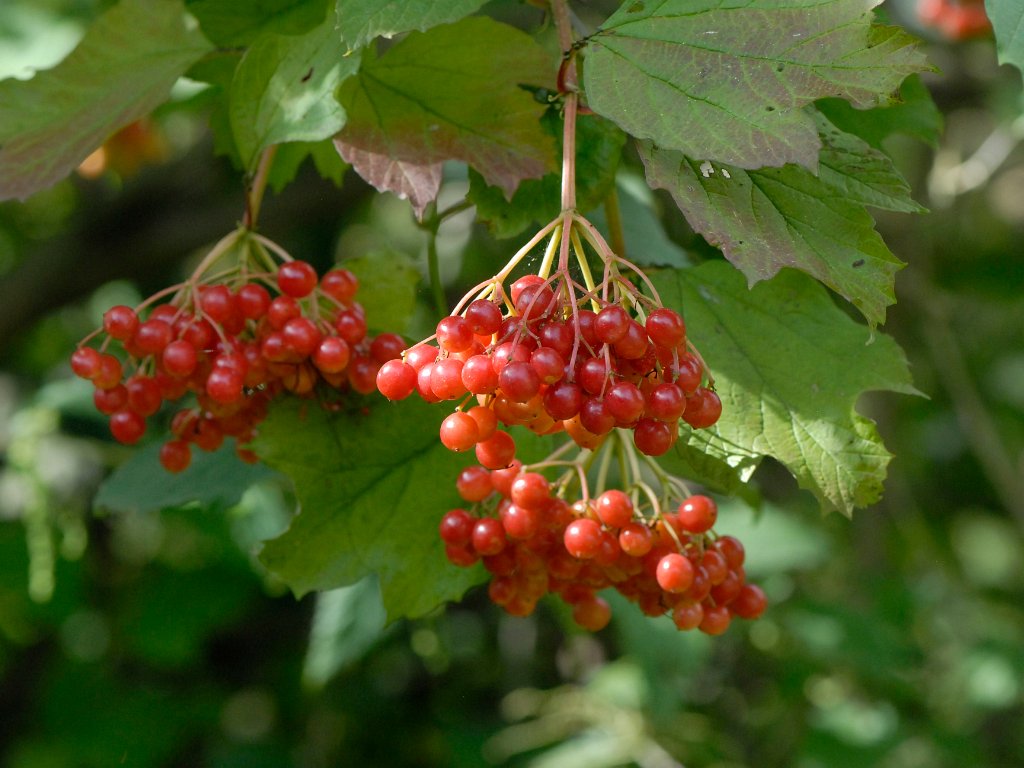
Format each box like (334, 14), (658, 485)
(3, 0), (1021, 629)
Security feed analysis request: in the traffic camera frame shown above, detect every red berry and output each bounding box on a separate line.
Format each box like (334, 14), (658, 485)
(436, 316), (474, 353)
(633, 418), (674, 456)
(645, 308), (686, 349)
(464, 300), (503, 336)
(467, 405), (497, 442)
(730, 584), (767, 620)
(619, 522), (654, 557)
(439, 508), (475, 547)
(471, 517), (506, 556)
(237, 283), (271, 319)
(456, 466), (493, 502)
(498, 360), (540, 403)
(439, 411), (480, 452)
(313, 336), (351, 374)
(572, 595), (611, 631)
(283, 317), (322, 357)
(268, 295), (301, 330)
(672, 600), (704, 631)
(543, 381), (583, 420)
(125, 375), (162, 417)
(162, 340), (198, 377)
(510, 472), (550, 510)
(159, 440), (192, 473)
(715, 535), (745, 570)
(334, 309), (368, 345)
(678, 495), (717, 533)
(656, 553), (695, 593)
(699, 604), (731, 635)
(563, 518), (603, 559)
(71, 347), (102, 379)
(462, 354), (499, 394)
(683, 387), (722, 429)
(376, 359), (416, 400)
(110, 410), (146, 445)
(93, 384), (128, 415)
(320, 268), (359, 304)
(430, 358), (467, 400)
(206, 368), (244, 404)
(595, 305), (630, 344)
(370, 333), (405, 364)
(277, 260), (318, 298)
(595, 489), (634, 528)
(103, 305), (139, 341)
(134, 319), (173, 355)
(475, 430), (516, 469)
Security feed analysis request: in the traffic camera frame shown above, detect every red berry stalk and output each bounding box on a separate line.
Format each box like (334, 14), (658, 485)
(71, 229), (403, 471)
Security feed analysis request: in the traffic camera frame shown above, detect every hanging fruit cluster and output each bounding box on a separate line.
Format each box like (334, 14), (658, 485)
(438, 431), (764, 633)
(70, 231), (402, 472)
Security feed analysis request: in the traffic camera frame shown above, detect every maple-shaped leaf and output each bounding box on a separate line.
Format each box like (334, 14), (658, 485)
(640, 114), (922, 325)
(255, 397), (486, 620)
(336, 0), (488, 51)
(653, 262), (919, 516)
(584, 0), (930, 170)
(0, 0), (212, 201)
(333, 16), (557, 217)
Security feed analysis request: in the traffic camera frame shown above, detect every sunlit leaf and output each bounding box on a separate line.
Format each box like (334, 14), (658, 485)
(654, 261), (918, 515)
(640, 114), (922, 325)
(584, 0), (929, 169)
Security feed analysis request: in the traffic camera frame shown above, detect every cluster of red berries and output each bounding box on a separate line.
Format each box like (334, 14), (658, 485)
(917, 0), (990, 39)
(71, 259), (403, 472)
(440, 463), (765, 633)
(376, 274), (721, 467)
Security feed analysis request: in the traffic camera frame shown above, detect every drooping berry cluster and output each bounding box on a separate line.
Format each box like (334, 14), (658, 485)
(440, 459), (765, 633)
(377, 267), (721, 471)
(71, 243), (401, 472)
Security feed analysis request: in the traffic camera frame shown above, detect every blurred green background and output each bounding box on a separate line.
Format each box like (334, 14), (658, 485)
(1, 1), (1022, 766)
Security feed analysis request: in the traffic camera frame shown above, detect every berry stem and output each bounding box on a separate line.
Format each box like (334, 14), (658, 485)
(551, 0), (578, 213)
(244, 145), (278, 230)
(494, 216), (562, 284)
(424, 205), (449, 317)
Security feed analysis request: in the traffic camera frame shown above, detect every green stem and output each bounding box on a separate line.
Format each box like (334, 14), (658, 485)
(244, 145), (278, 230)
(426, 218), (448, 317)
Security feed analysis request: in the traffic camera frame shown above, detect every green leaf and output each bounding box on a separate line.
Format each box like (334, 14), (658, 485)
(336, 0), (488, 51)
(0, 0), (213, 201)
(653, 261), (918, 515)
(658, 432), (760, 504)
(468, 112), (626, 238)
(254, 397), (488, 620)
(334, 17), (557, 217)
(816, 74), (943, 149)
(985, 0), (1024, 73)
(229, 13), (360, 171)
(94, 442), (275, 515)
(303, 577), (389, 690)
(187, 0), (328, 46)
(640, 114), (922, 325)
(266, 138), (348, 191)
(584, 0), (930, 170)
(343, 250), (421, 335)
